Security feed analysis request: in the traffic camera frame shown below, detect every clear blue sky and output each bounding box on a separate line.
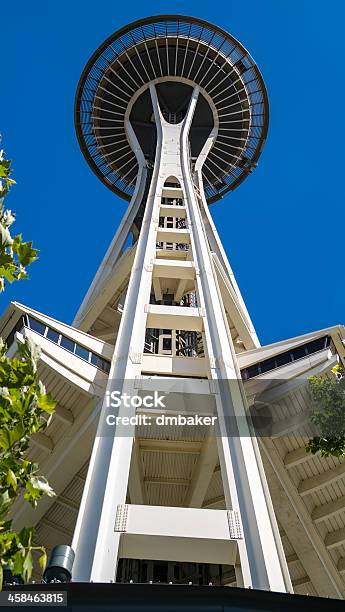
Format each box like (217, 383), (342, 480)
(1, 1), (344, 345)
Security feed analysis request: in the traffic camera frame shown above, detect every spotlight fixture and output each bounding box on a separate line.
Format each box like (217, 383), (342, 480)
(43, 545), (75, 583)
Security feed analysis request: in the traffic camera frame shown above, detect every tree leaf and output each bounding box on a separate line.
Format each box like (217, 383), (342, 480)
(306, 366), (345, 458)
(18, 527), (33, 548)
(0, 490), (12, 520)
(0, 148), (53, 582)
(37, 393), (56, 414)
(13, 550), (25, 576)
(0, 429), (11, 450)
(9, 422), (26, 446)
(15, 241), (39, 267)
(6, 469), (17, 491)
(38, 550), (47, 571)
(30, 477), (55, 498)
(23, 550), (33, 583)
(0, 223), (13, 247)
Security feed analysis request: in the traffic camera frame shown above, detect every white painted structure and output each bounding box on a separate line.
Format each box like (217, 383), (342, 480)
(70, 83), (291, 590)
(1, 15), (345, 598)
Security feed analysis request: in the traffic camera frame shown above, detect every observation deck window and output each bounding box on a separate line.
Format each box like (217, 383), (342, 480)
(46, 328), (59, 343)
(90, 353), (111, 373)
(241, 336), (331, 381)
(60, 336), (75, 352)
(28, 318), (46, 336)
(75, 344), (90, 361)
(10, 315), (112, 374)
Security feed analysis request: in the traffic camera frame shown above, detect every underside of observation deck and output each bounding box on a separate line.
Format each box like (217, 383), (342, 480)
(75, 15), (268, 203)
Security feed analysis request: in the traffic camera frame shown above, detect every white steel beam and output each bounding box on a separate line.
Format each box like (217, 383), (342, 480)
(292, 576), (311, 588)
(185, 435), (219, 508)
(57, 495), (80, 513)
(54, 404), (74, 426)
(156, 228), (190, 244)
(286, 553), (299, 564)
(203, 495), (225, 508)
(298, 464), (345, 497)
(95, 328), (117, 341)
(161, 186), (183, 198)
(141, 354), (208, 377)
(194, 156), (259, 349)
(213, 254), (259, 352)
(159, 204), (187, 218)
(128, 440), (146, 505)
(325, 528), (345, 550)
(135, 375), (212, 396)
(42, 518), (73, 539)
(143, 477), (190, 486)
(153, 259), (195, 280)
(271, 412), (312, 438)
(181, 87), (290, 593)
(284, 447), (311, 469)
(31, 432), (54, 452)
(145, 304), (203, 332)
(312, 495), (345, 524)
(139, 439), (201, 454)
(120, 534), (236, 566)
(152, 277), (163, 302)
(73, 120), (147, 331)
(72, 85), (187, 583)
(75, 246), (136, 334)
(174, 279), (188, 303)
(115, 503), (240, 543)
(235, 563), (244, 587)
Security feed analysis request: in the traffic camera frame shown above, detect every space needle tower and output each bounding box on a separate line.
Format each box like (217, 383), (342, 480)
(70, 15), (291, 591)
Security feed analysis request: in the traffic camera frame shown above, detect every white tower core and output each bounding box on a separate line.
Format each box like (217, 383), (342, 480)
(71, 15), (292, 591)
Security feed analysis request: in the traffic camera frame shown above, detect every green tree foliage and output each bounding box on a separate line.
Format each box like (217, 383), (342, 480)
(306, 365), (345, 458)
(0, 340), (56, 588)
(0, 149), (56, 588)
(0, 150), (38, 292)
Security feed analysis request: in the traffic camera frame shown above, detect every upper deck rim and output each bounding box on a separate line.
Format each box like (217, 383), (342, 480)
(75, 15), (269, 203)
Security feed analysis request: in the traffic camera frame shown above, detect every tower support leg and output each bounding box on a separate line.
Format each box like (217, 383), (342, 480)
(72, 88), (165, 582)
(180, 87), (291, 592)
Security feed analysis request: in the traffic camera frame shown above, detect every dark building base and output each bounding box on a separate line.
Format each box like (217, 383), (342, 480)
(1, 583), (344, 611)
